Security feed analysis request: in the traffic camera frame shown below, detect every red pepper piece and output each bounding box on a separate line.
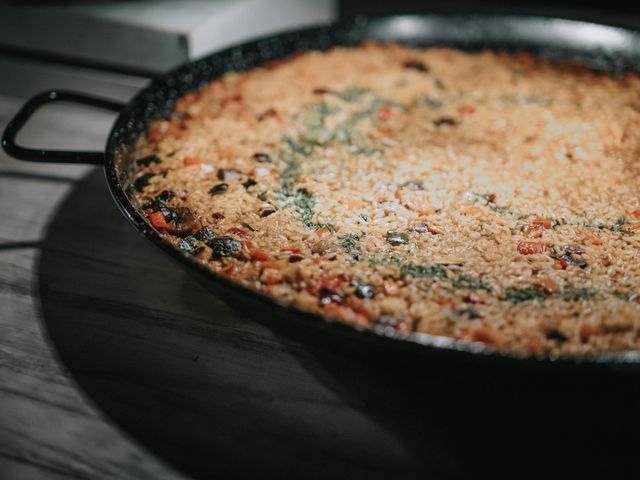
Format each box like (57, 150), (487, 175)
(148, 211), (170, 230)
(251, 249), (270, 262)
(517, 241), (546, 255)
(225, 227), (252, 239)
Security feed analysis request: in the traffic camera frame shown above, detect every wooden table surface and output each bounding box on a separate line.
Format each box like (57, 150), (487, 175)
(0, 54), (427, 480)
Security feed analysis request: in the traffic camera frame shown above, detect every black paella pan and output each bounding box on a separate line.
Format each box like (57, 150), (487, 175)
(4, 13), (640, 373)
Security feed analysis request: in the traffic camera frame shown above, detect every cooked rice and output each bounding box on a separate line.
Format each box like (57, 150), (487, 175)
(132, 43), (640, 355)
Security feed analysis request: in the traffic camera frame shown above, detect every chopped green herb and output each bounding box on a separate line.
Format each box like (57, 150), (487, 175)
(314, 223), (336, 233)
(311, 102), (339, 118)
(424, 96), (443, 109)
(340, 233), (362, 260)
(504, 285), (597, 303)
(560, 285), (596, 301)
(613, 290), (640, 302)
(288, 92), (403, 157)
(296, 103), (340, 147)
(452, 274), (493, 292)
(504, 286), (550, 303)
(349, 145), (381, 156)
(284, 137), (313, 157)
(581, 217), (635, 235)
(280, 155), (301, 187)
(471, 192), (514, 216)
(488, 204), (512, 215)
(292, 188), (315, 225)
(273, 187), (335, 231)
(399, 262), (448, 279)
(330, 97), (400, 153)
(333, 87), (369, 102)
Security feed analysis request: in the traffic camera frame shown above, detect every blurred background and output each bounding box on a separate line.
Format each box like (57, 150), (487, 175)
(0, 0), (638, 77)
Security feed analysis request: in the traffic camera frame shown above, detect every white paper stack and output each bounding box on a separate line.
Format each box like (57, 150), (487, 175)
(0, 0), (336, 74)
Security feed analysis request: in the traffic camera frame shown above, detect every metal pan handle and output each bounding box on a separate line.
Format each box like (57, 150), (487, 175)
(1, 89), (126, 165)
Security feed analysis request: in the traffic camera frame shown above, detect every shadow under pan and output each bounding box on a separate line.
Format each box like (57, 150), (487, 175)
(38, 169), (640, 480)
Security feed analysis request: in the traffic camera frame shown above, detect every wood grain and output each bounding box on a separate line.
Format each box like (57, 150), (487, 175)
(0, 57), (418, 480)
(0, 62), (189, 480)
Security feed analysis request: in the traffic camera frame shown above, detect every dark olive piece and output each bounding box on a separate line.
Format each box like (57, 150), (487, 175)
(548, 246), (588, 269)
(253, 152), (272, 163)
(565, 245), (586, 255)
(401, 180), (424, 191)
(319, 288), (344, 306)
(257, 108), (278, 121)
(209, 183), (229, 195)
(207, 236), (242, 259)
(565, 255), (588, 269)
(403, 59), (430, 72)
(546, 329), (569, 342)
(433, 117), (458, 127)
(134, 172), (157, 192)
(167, 207), (200, 237)
(242, 223), (257, 232)
(453, 307), (482, 319)
(156, 190), (174, 202)
(136, 154), (161, 167)
(259, 204), (277, 217)
(289, 254), (304, 263)
(193, 227), (216, 242)
(178, 236), (199, 254)
(243, 179), (258, 189)
(353, 280), (376, 299)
